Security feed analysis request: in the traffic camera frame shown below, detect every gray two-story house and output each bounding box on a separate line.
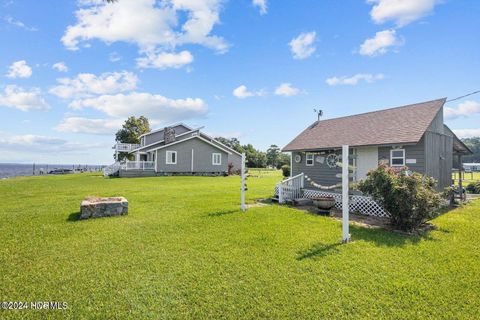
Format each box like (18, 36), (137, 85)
(109, 124), (242, 177)
(283, 98), (472, 191)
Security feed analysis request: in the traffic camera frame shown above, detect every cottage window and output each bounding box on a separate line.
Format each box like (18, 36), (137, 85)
(212, 153), (222, 165)
(390, 149), (405, 166)
(166, 151), (177, 164)
(306, 154), (314, 166)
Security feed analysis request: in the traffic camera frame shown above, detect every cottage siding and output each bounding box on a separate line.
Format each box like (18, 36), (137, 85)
(427, 109), (444, 134)
(424, 131), (453, 190)
(291, 151), (343, 187)
(156, 138), (228, 173)
(378, 139), (426, 174)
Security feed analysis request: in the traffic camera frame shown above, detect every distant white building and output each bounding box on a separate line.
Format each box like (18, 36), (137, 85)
(463, 163), (480, 172)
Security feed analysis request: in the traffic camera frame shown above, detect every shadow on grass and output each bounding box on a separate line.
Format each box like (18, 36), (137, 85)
(67, 212), (81, 222)
(296, 242), (342, 260)
(297, 224), (442, 260)
(207, 209), (239, 217)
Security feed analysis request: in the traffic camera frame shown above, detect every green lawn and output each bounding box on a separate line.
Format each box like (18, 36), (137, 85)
(1, 172), (479, 319)
(453, 171), (480, 185)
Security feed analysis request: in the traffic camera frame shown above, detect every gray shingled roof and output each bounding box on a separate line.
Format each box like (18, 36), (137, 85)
(283, 98), (447, 152)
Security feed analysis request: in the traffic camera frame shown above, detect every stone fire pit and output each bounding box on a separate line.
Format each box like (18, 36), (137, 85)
(80, 197), (128, 220)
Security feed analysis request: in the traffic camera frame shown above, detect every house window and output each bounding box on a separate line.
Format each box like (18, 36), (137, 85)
(390, 149), (405, 166)
(166, 151), (177, 164)
(212, 153), (222, 165)
(306, 154), (314, 166)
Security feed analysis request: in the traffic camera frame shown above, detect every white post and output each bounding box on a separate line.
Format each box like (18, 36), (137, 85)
(115, 144), (119, 162)
(278, 184), (283, 204)
(241, 153), (246, 212)
(342, 145), (350, 243)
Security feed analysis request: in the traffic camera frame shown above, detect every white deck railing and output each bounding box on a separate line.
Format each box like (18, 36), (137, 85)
(276, 173), (304, 204)
(122, 160), (155, 171)
(113, 143), (141, 152)
(103, 162), (121, 176)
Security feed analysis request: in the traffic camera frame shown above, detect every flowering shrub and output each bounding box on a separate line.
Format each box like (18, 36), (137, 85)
(357, 165), (441, 231)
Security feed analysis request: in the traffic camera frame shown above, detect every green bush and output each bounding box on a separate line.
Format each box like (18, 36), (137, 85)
(281, 165), (290, 178)
(357, 165), (441, 232)
(466, 182), (480, 194)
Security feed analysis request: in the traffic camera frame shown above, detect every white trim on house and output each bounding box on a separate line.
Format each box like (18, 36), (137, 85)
(306, 153), (314, 166)
(139, 123), (195, 139)
(148, 135), (233, 155)
(155, 150), (158, 173)
(198, 132), (243, 156)
(212, 153), (222, 165)
(131, 129), (202, 153)
(390, 148), (405, 166)
(166, 150), (177, 164)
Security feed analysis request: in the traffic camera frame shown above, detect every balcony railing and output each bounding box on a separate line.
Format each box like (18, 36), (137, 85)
(121, 161), (155, 171)
(113, 143), (141, 152)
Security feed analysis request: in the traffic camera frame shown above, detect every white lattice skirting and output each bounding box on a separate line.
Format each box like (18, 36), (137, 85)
(303, 189), (390, 218)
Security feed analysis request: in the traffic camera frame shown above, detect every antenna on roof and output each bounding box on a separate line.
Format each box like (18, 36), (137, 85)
(314, 109), (323, 121)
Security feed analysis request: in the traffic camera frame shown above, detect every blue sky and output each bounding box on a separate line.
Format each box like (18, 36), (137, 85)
(0, 0), (479, 164)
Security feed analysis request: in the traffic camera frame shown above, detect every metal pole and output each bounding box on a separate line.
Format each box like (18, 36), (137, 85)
(241, 153), (246, 212)
(342, 145), (350, 243)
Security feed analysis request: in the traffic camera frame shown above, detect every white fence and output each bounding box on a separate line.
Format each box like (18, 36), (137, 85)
(103, 162), (121, 176)
(122, 161), (155, 171)
(276, 173), (304, 204)
(303, 189), (390, 218)
(114, 143), (141, 152)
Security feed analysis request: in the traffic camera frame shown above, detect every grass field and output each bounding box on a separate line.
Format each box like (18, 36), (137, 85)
(1, 172), (480, 319)
(453, 171), (480, 185)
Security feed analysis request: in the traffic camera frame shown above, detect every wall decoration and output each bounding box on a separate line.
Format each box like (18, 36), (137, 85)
(326, 154), (339, 168)
(406, 159), (417, 164)
(316, 156), (325, 164)
(294, 154), (302, 163)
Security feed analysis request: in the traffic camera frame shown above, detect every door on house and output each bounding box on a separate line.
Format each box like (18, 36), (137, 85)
(356, 147), (379, 181)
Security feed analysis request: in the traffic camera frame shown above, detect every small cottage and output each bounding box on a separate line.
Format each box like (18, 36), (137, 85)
(282, 98), (472, 191)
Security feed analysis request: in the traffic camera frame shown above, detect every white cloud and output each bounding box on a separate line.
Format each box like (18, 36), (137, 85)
(137, 50), (194, 69)
(274, 83), (300, 97)
(252, 0), (267, 15)
(55, 117), (123, 135)
(4, 16), (38, 31)
(52, 62), (69, 72)
(68, 92), (208, 123)
(62, 0), (228, 67)
(444, 100), (480, 120)
(367, 0), (439, 27)
(49, 71), (138, 99)
(326, 73), (384, 86)
(232, 85), (265, 99)
(0, 85), (49, 111)
(359, 29), (402, 56)
(6, 60), (32, 78)
(0, 133), (106, 154)
(453, 129), (480, 139)
(289, 31), (316, 59)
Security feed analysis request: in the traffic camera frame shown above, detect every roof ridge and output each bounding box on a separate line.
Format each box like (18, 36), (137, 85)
(309, 97), (446, 125)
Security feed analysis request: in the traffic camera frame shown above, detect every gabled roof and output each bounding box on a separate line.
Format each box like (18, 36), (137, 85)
(148, 135), (233, 154)
(283, 98), (447, 152)
(139, 123), (194, 139)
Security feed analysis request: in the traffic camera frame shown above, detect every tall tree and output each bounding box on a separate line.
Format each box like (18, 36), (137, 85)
(115, 116), (151, 160)
(462, 137), (480, 162)
(214, 137), (244, 154)
(115, 116), (151, 144)
(266, 145), (280, 168)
